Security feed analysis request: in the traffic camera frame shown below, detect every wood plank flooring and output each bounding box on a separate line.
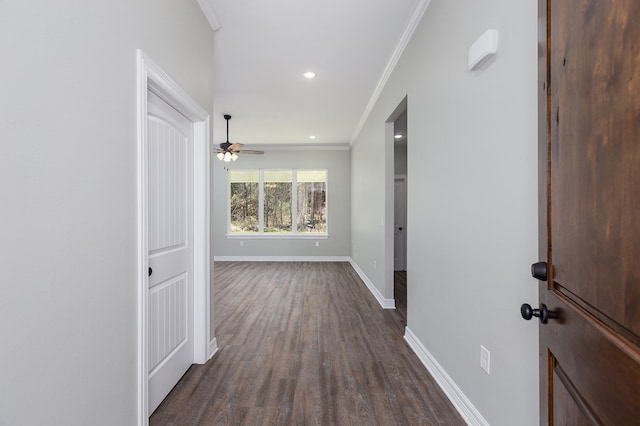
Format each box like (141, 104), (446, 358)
(394, 270), (407, 327)
(150, 262), (464, 425)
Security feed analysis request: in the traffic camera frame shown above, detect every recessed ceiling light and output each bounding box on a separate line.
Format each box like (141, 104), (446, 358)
(394, 134), (404, 139)
(303, 71), (317, 79)
(309, 135), (316, 140)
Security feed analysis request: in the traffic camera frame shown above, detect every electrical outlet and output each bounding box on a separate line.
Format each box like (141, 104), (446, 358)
(373, 260), (377, 270)
(480, 345), (490, 374)
(315, 241), (319, 247)
(239, 241), (244, 247)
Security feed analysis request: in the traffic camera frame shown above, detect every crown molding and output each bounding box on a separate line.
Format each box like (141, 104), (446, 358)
(350, 0), (432, 144)
(257, 144), (350, 151)
(197, 0), (222, 31)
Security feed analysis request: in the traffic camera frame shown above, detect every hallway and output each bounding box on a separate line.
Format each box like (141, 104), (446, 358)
(150, 262), (463, 425)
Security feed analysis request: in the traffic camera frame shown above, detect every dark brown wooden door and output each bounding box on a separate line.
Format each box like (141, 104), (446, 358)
(537, 1), (640, 424)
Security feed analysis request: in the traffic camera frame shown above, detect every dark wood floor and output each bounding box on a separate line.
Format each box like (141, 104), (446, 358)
(150, 262), (463, 425)
(394, 270), (407, 326)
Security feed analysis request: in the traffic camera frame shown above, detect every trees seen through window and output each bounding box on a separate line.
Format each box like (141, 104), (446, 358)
(229, 169), (327, 235)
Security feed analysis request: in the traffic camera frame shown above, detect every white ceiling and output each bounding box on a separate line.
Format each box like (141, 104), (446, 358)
(209, 0), (423, 148)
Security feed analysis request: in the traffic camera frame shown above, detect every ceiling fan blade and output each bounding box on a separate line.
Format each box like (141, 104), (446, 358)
(237, 150), (264, 154)
(229, 143), (244, 151)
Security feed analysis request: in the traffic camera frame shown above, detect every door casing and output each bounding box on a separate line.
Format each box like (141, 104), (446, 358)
(136, 50), (211, 425)
(386, 96), (408, 306)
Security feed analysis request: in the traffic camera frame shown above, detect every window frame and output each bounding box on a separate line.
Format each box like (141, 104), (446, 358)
(226, 168), (328, 239)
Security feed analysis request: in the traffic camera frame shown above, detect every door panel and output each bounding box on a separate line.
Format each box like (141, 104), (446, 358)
(540, 1), (640, 424)
(149, 274), (188, 374)
(147, 90), (194, 414)
(550, 0), (640, 336)
(551, 369), (593, 426)
(148, 112), (188, 254)
(541, 290), (640, 424)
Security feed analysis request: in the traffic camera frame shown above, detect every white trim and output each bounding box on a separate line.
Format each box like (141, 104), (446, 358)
(404, 327), (490, 426)
(225, 234), (329, 240)
(136, 50), (211, 426)
(136, 52), (150, 426)
(208, 338), (219, 360)
(324, 168), (331, 239)
(226, 168), (231, 234)
(291, 171), (298, 233)
(350, 0), (432, 144)
(196, 0), (222, 31)
(258, 170), (264, 231)
(214, 256), (350, 262)
(349, 259), (396, 309)
(384, 122), (395, 303)
(192, 109), (211, 366)
(257, 144), (350, 151)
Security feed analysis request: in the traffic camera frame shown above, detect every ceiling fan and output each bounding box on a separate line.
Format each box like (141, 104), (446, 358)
(216, 114), (264, 162)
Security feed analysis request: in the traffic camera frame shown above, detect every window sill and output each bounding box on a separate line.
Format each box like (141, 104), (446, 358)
(225, 234), (329, 240)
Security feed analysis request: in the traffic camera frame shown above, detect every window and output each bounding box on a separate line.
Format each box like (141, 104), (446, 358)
(296, 170), (326, 233)
(229, 170), (259, 233)
(228, 169), (327, 236)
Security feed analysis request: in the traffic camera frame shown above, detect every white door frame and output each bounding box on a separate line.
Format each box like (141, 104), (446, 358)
(136, 50), (211, 425)
(385, 97), (407, 305)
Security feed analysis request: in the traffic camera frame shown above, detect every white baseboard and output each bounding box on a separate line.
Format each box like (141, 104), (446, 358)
(208, 338), (218, 360)
(348, 258), (395, 309)
(404, 327), (489, 426)
(213, 256), (351, 262)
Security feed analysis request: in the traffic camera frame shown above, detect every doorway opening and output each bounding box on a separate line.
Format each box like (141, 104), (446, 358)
(387, 97), (408, 324)
(136, 50), (212, 425)
(393, 110), (407, 324)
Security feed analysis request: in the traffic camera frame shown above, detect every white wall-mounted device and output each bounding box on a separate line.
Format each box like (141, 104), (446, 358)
(468, 29), (499, 71)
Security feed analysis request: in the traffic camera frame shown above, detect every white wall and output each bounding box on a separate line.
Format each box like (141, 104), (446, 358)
(212, 149), (351, 258)
(394, 111), (408, 176)
(0, 1), (213, 425)
(351, 0), (539, 424)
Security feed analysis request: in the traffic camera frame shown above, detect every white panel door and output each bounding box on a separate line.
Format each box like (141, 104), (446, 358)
(147, 91), (194, 414)
(394, 177), (406, 271)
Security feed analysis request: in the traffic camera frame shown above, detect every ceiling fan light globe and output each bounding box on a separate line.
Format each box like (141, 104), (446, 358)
(216, 152), (225, 160)
(231, 153), (239, 161)
(223, 152), (232, 162)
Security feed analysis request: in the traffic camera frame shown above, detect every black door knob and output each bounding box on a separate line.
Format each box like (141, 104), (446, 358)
(399, 227), (403, 231)
(531, 261), (548, 281)
(521, 303), (552, 324)
(149, 267), (153, 277)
